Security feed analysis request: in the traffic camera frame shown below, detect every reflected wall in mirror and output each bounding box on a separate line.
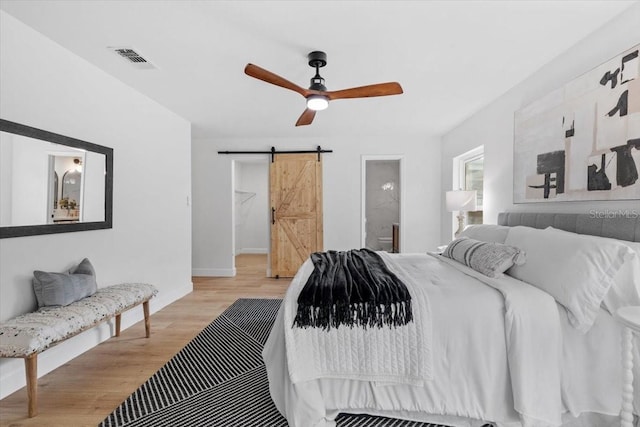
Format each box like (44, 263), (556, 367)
(0, 119), (113, 238)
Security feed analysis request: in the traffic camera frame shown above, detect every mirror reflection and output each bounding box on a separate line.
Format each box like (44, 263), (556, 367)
(57, 157), (83, 223)
(0, 119), (112, 238)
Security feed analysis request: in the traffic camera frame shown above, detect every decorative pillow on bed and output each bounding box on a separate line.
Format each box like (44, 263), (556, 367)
(441, 237), (525, 278)
(459, 224), (511, 244)
(33, 259), (98, 308)
(504, 226), (633, 333)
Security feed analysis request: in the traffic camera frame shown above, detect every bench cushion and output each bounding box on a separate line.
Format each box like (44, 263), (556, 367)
(0, 283), (157, 357)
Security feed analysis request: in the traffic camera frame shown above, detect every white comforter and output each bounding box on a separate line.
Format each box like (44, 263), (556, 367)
(263, 253), (635, 427)
(283, 251), (433, 386)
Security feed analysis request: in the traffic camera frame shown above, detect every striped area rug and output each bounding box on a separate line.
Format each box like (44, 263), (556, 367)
(100, 298), (453, 427)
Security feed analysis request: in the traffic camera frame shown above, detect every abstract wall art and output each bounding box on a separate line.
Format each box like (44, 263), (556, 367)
(514, 44), (640, 203)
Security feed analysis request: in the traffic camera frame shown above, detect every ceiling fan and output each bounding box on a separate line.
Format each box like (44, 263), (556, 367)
(244, 51), (403, 126)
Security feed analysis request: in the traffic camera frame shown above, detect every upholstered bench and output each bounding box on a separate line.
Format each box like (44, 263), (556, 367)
(0, 282), (157, 417)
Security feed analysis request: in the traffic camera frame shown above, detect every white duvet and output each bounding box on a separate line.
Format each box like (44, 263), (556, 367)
(263, 252), (638, 427)
(283, 251), (433, 386)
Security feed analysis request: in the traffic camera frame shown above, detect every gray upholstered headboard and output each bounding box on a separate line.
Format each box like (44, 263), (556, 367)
(497, 212), (640, 243)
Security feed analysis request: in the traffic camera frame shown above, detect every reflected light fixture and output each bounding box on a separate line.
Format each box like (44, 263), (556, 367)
(381, 182), (395, 191)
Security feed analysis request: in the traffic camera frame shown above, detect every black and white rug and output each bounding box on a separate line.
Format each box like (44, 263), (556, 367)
(100, 298), (453, 427)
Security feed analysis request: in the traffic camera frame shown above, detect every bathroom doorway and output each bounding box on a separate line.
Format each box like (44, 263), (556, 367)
(361, 156), (403, 253)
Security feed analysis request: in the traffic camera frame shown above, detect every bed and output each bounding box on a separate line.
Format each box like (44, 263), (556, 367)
(263, 212), (640, 427)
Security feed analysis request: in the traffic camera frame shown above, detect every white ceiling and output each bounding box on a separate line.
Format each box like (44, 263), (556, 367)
(1, 0), (637, 140)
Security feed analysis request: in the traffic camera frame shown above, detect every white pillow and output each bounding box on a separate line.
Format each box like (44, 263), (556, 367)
(459, 224), (511, 244)
(598, 240), (640, 315)
(542, 228), (640, 316)
(504, 226), (633, 333)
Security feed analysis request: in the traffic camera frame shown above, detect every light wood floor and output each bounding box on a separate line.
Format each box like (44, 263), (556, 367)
(0, 254), (290, 427)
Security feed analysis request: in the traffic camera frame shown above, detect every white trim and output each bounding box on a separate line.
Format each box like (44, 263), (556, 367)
(360, 155), (405, 252)
(46, 155), (55, 224)
(453, 145), (484, 192)
(192, 267), (236, 277)
(151, 281), (193, 312)
(78, 151), (87, 222)
(0, 281), (192, 400)
(231, 160), (236, 259)
(231, 156), (270, 276)
(236, 247), (268, 254)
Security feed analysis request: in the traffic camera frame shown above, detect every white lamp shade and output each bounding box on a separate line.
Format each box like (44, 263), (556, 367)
(446, 190), (477, 212)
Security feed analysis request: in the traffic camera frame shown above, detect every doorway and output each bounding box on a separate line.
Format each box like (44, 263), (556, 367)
(233, 159), (269, 276)
(48, 153), (86, 224)
(361, 156), (404, 252)
(231, 153), (324, 279)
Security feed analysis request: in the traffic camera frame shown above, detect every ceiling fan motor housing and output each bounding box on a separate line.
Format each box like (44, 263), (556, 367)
(307, 51), (327, 68)
(308, 51), (328, 91)
(309, 77), (326, 91)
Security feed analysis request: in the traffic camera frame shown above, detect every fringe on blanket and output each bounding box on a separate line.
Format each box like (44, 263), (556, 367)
(293, 249), (413, 330)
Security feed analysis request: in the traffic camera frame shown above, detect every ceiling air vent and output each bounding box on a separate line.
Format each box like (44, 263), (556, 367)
(108, 47), (156, 70)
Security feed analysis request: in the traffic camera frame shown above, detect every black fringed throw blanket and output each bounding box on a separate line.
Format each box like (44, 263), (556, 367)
(293, 249), (413, 330)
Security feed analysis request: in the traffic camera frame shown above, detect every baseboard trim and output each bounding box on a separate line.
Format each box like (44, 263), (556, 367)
(192, 267), (236, 277)
(0, 281), (193, 400)
(236, 248), (268, 255)
(151, 281), (192, 312)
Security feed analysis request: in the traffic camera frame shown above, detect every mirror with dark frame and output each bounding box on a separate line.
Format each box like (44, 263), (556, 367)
(0, 119), (113, 238)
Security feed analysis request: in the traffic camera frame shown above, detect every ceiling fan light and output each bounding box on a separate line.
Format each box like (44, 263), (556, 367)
(307, 95), (329, 111)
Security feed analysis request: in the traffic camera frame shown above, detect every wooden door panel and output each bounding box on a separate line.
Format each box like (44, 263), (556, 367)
(270, 154), (323, 278)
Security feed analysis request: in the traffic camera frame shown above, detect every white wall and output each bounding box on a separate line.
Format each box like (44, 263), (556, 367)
(83, 150), (106, 223)
(440, 4), (640, 244)
(0, 11), (192, 398)
(9, 135), (49, 226)
(193, 136), (441, 275)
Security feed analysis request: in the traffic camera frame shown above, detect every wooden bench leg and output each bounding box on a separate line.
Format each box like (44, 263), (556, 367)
(143, 300), (151, 338)
(115, 314), (121, 337)
(115, 300), (150, 338)
(25, 354), (38, 418)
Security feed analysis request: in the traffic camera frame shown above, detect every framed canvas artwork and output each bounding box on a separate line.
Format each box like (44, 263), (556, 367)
(514, 44), (639, 203)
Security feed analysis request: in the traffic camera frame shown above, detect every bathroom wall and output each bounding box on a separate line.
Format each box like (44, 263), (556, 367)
(365, 159), (400, 251)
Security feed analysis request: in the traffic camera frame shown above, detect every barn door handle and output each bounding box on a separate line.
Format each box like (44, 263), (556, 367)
(271, 207), (276, 224)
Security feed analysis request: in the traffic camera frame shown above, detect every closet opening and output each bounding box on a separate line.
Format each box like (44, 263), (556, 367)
(233, 159), (269, 277)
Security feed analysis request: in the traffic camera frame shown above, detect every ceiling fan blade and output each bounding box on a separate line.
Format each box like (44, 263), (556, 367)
(244, 64), (309, 97)
(326, 82), (403, 100)
(295, 108), (316, 126)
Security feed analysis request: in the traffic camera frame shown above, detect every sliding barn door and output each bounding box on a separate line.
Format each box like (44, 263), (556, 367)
(270, 153), (323, 278)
